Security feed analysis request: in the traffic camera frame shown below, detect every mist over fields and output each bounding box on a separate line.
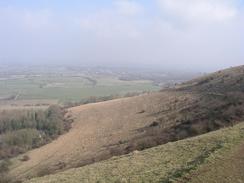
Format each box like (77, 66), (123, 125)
(0, 0), (243, 71)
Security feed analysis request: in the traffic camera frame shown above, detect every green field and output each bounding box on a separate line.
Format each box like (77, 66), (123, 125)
(0, 75), (160, 102)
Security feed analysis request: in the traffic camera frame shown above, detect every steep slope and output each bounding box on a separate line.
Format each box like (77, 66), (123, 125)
(9, 65), (244, 181)
(10, 92), (182, 180)
(26, 122), (244, 183)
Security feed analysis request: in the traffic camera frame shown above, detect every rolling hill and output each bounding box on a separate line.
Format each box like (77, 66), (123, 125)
(9, 65), (244, 182)
(26, 121), (244, 183)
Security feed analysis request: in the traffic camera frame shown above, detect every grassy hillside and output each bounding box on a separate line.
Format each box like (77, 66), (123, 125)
(8, 65), (244, 181)
(181, 141), (244, 183)
(26, 122), (244, 183)
(179, 65), (244, 93)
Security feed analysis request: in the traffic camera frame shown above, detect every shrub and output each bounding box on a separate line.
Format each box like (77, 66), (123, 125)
(21, 155), (30, 162)
(0, 159), (11, 173)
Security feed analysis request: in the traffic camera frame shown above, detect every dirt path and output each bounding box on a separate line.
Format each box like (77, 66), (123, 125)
(181, 141), (244, 183)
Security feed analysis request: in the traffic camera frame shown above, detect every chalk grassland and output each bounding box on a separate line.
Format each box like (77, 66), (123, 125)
(26, 122), (244, 183)
(0, 75), (159, 102)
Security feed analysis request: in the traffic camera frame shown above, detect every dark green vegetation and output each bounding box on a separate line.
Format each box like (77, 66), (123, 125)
(0, 106), (71, 182)
(0, 159), (12, 183)
(0, 106), (70, 159)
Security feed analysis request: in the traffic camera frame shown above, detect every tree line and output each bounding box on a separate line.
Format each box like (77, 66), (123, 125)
(0, 105), (71, 159)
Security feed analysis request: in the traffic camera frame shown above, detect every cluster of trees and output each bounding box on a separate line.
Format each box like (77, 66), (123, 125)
(0, 105), (71, 160)
(0, 105), (71, 183)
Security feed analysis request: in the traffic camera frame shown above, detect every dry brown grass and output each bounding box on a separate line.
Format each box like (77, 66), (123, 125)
(9, 91), (185, 180)
(0, 99), (58, 111)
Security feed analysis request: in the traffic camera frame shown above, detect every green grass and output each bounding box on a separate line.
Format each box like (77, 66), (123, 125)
(26, 122), (244, 183)
(0, 76), (159, 102)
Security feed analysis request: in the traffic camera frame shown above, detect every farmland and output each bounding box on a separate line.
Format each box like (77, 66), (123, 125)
(0, 66), (181, 106)
(0, 65), (198, 106)
(0, 75), (159, 102)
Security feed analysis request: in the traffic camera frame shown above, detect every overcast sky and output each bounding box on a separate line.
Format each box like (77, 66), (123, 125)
(0, 0), (243, 71)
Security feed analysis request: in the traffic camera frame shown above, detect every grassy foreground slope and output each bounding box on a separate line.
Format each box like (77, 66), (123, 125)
(27, 122), (244, 183)
(182, 141), (244, 183)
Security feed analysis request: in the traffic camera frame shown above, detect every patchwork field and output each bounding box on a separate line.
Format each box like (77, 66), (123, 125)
(0, 75), (160, 102)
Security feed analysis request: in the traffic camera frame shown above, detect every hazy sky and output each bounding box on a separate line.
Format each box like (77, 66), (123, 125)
(0, 0), (243, 71)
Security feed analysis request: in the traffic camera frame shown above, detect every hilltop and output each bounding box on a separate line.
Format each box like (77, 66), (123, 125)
(9, 65), (244, 182)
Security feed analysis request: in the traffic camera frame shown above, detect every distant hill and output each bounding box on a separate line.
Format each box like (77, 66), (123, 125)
(178, 65), (244, 92)
(9, 65), (244, 182)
